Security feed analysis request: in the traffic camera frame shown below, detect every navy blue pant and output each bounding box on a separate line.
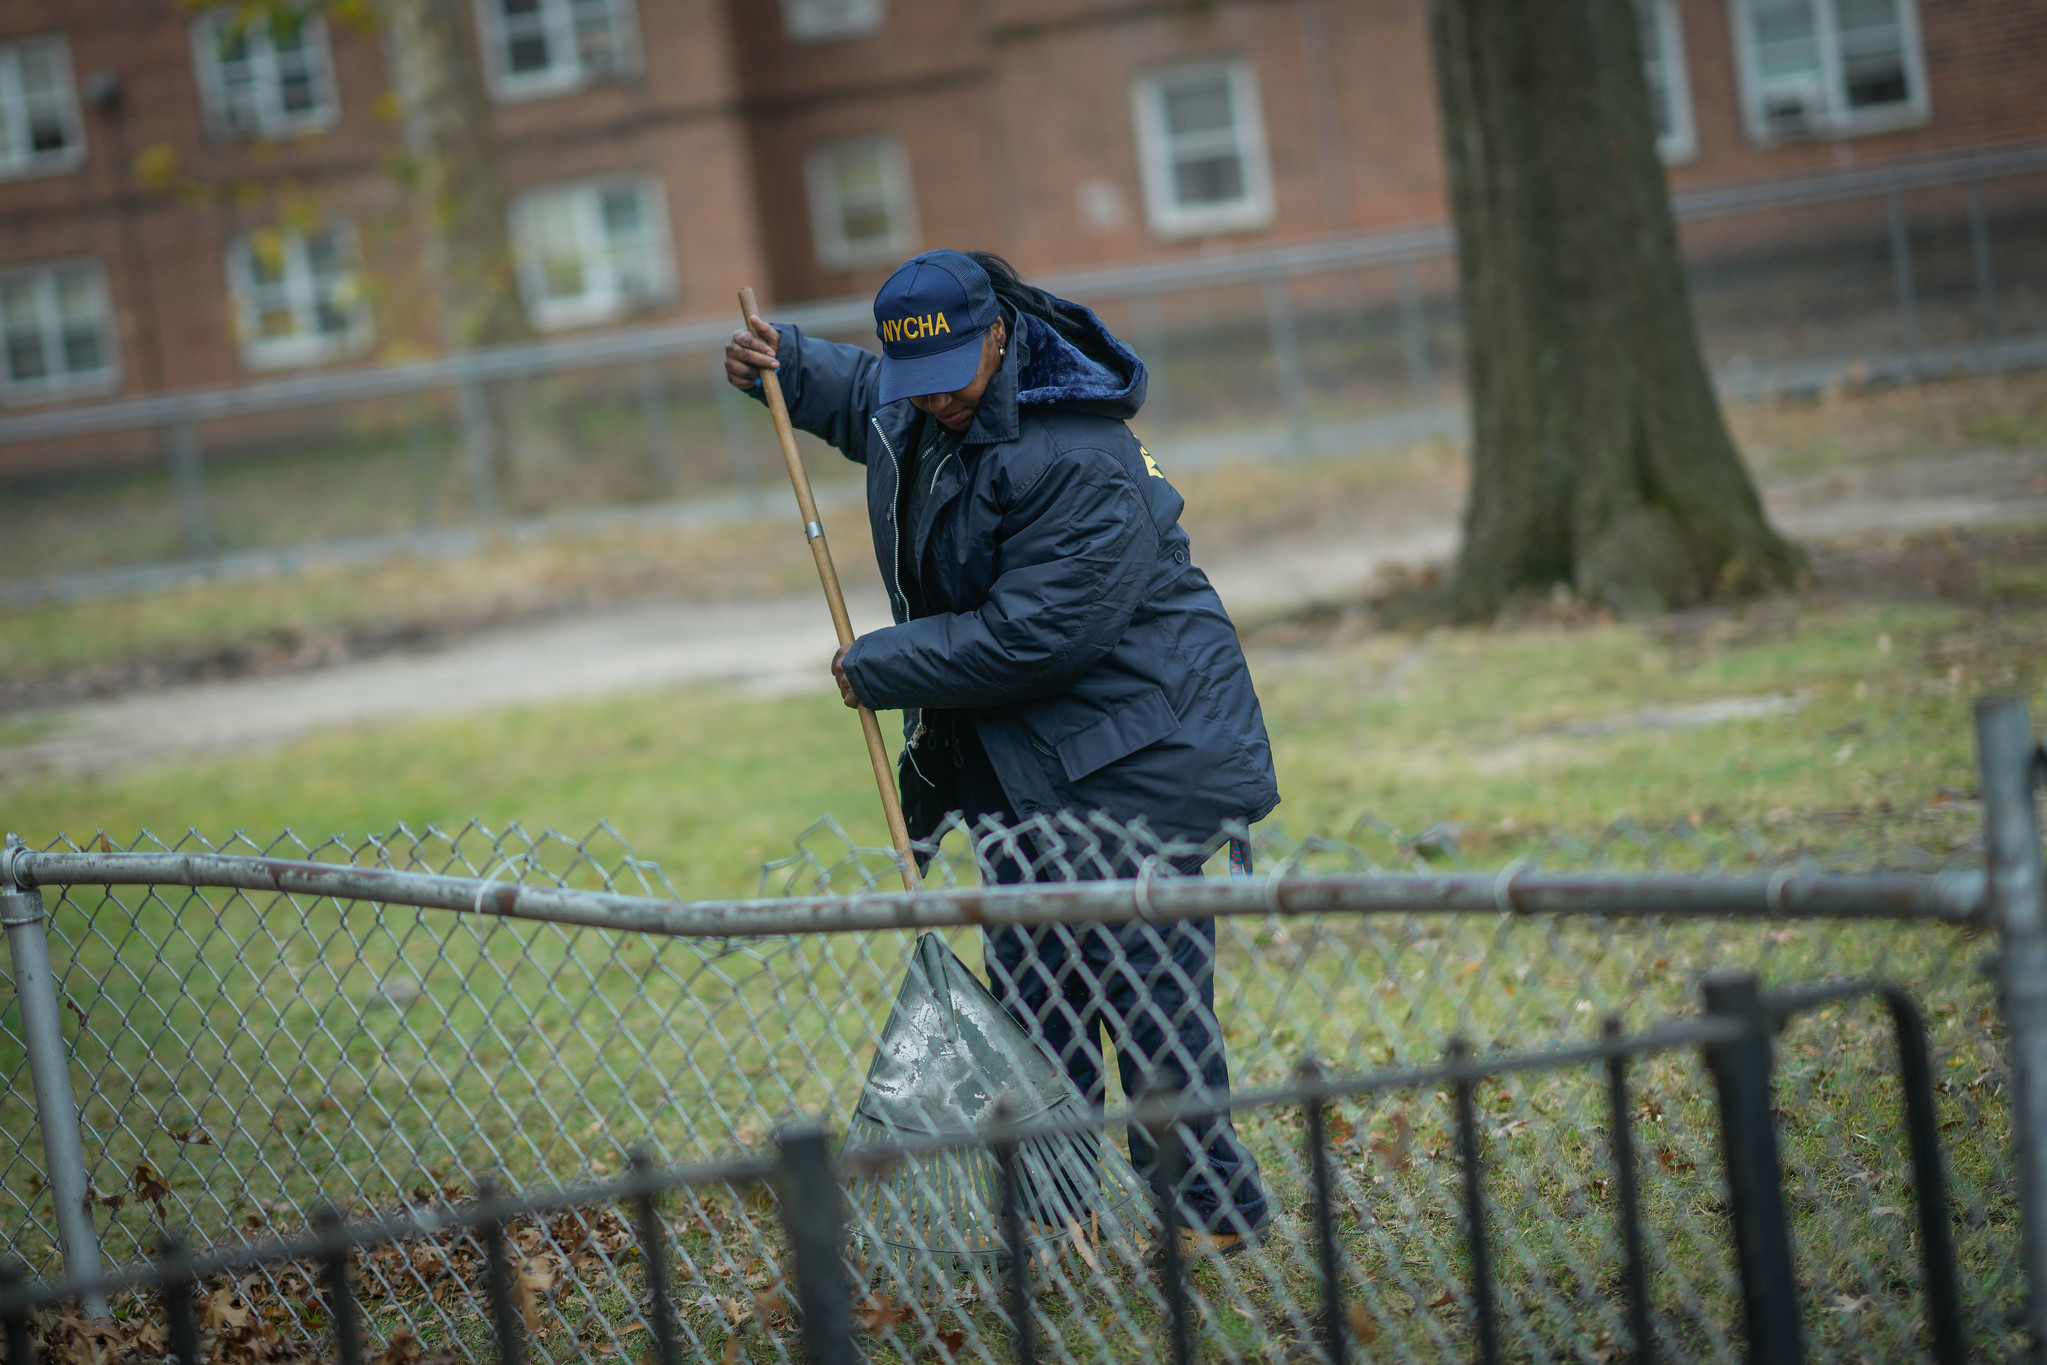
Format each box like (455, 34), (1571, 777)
(952, 724), (1268, 1234)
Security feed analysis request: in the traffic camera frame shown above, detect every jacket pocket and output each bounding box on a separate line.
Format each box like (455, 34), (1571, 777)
(1052, 687), (1182, 784)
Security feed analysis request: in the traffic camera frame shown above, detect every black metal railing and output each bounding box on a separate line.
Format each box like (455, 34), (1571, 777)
(0, 969), (1966, 1365)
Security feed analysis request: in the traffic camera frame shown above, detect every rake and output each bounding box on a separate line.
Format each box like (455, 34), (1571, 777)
(842, 933), (1143, 1277)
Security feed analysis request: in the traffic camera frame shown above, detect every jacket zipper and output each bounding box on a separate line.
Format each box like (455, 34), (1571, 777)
(870, 416), (910, 623)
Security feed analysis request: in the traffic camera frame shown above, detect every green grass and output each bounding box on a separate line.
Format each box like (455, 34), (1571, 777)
(5, 542), (2042, 1360)
(8, 501), (2047, 1361)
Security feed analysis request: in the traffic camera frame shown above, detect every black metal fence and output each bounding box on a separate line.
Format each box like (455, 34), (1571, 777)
(0, 968), (1968, 1365)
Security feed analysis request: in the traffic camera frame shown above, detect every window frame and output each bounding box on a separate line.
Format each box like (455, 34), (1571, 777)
(1729, 0), (1930, 146)
(475, 0), (641, 103)
(0, 259), (119, 405)
(0, 35), (85, 181)
(804, 135), (917, 271)
(780, 0), (886, 43)
(1639, 0), (1698, 164)
(224, 221), (373, 370)
(509, 176), (675, 330)
(1129, 58), (1276, 239)
(189, 7), (341, 143)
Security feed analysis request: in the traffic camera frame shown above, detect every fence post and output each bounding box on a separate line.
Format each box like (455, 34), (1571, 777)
(637, 360), (681, 495)
(714, 367), (761, 504)
(1, 835), (107, 1316)
(1700, 971), (1803, 1365)
(161, 421), (214, 560)
(1395, 258), (1435, 396)
(1885, 180), (1919, 369)
(455, 375), (499, 520)
(1966, 177), (2000, 340)
(1261, 272), (1311, 457)
(1133, 289), (1174, 433)
(775, 1124), (855, 1365)
(1979, 694), (2047, 1364)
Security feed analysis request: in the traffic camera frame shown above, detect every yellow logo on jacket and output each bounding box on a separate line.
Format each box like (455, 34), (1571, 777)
(881, 313), (952, 343)
(1140, 445), (1164, 478)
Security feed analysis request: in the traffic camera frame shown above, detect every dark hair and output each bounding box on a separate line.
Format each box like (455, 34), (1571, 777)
(966, 251), (1091, 346)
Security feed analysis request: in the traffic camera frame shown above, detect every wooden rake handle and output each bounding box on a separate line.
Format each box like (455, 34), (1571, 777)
(738, 288), (920, 891)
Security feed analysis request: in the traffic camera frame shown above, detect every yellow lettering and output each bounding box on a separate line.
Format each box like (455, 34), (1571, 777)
(932, 312), (950, 335)
(883, 319), (898, 342)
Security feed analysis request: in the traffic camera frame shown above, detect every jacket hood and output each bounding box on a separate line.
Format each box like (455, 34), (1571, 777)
(1012, 298), (1147, 421)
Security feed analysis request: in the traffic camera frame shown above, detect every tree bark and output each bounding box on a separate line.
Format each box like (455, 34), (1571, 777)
(380, 0), (557, 507)
(1429, 0), (1802, 616)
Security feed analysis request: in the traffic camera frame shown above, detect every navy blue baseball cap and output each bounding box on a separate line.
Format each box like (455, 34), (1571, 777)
(872, 249), (1000, 404)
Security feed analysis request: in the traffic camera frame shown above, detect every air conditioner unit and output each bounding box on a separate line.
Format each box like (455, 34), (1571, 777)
(1759, 75), (1829, 140)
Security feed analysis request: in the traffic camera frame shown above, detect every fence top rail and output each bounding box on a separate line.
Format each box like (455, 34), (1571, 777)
(0, 140), (2040, 446)
(6, 846), (1988, 931)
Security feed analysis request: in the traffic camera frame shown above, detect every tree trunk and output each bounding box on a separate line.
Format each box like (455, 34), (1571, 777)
(380, 0), (558, 507)
(1429, 0), (1802, 616)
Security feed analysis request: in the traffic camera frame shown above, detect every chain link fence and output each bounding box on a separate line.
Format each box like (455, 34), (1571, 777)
(2, 147), (2044, 601)
(4, 707), (2035, 1365)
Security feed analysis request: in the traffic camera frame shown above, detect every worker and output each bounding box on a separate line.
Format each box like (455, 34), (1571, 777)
(724, 248), (1277, 1254)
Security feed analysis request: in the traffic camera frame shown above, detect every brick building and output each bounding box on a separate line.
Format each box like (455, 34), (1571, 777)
(1, 0), (2042, 418)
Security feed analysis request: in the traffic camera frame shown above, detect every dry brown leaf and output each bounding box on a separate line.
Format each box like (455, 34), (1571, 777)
(1345, 1303), (1379, 1344)
(1325, 1114), (1357, 1146)
(1428, 1289), (1458, 1310)
(132, 1160), (172, 1218)
(202, 1285), (252, 1331)
(720, 1337), (741, 1365)
(937, 1327), (967, 1356)
(855, 1293), (900, 1333)
(1065, 1217), (1103, 1273)
(1371, 1110), (1414, 1172)
(515, 1257), (553, 1334)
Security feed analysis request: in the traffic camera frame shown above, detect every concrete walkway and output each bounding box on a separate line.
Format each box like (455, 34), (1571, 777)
(4, 479), (2044, 781)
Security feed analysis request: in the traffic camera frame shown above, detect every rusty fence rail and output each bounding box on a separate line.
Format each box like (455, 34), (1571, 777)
(0, 696), (2041, 1363)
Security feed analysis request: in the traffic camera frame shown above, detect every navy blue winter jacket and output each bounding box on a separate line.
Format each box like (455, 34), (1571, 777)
(755, 300), (1279, 848)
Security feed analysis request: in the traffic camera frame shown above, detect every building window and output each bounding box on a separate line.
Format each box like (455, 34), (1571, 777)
(226, 223), (371, 369)
(1639, 0), (1696, 163)
(478, 0), (638, 100)
(781, 0), (885, 43)
(0, 37), (83, 180)
(1731, 0), (1927, 144)
(0, 261), (116, 403)
(511, 179), (673, 329)
(805, 137), (915, 269)
(190, 8), (339, 141)
(1131, 60), (1275, 238)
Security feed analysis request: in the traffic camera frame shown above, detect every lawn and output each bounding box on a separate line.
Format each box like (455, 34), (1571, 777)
(4, 513), (2042, 1362)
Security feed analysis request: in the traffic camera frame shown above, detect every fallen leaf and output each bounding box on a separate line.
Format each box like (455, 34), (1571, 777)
(132, 1160), (172, 1217)
(937, 1327), (967, 1356)
(1325, 1114), (1356, 1146)
(515, 1257), (553, 1334)
(1371, 1111), (1414, 1172)
(1428, 1290), (1458, 1310)
(1066, 1218), (1102, 1274)
(1655, 1147), (1697, 1174)
(720, 1338), (741, 1365)
(202, 1285), (252, 1331)
(1345, 1302), (1379, 1344)
(855, 1294), (900, 1333)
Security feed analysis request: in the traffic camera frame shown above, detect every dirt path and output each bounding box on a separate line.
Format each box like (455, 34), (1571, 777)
(4, 473), (2044, 781)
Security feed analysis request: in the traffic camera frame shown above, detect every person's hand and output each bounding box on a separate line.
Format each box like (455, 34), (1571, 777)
(723, 313), (781, 391)
(831, 643), (862, 709)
